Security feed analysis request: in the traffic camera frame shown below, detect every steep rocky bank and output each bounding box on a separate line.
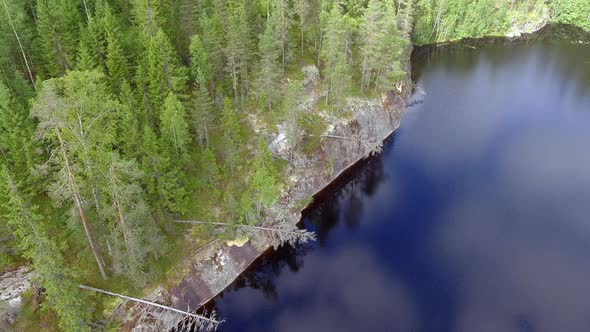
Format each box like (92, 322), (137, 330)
(121, 64), (413, 331)
(0, 267), (33, 329)
(123, 21), (579, 331)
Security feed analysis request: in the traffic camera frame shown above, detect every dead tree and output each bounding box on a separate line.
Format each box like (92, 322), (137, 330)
(172, 219), (316, 250)
(321, 130), (384, 158)
(79, 285), (222, 331)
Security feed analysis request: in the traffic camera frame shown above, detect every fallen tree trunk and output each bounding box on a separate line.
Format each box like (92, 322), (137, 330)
(79, 284), (222, 329)
(172, 219), (316, 249)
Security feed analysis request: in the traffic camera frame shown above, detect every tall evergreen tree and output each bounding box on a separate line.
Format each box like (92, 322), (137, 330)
(272, 0), (293, 73)
(191, 75), (215, 149)
(144, 29), (188, 125)
(198, 11), (224, 97)
(140, 125), (187, 215)
(224, 0), (252, 104)
(359, 0), (406, 93)
(320, 2), (354, 108)
(36, 0), (82, 76)
(220, 97), (241, 173)
(284, 79), (304, 154)
(0, 166), (92, 332)
(295, 0), (310, 55)
(250, 136), (280, 215)
(252, 17), (282, 111)
(189, 34), (210, 88)
(160, 92), (190, 160)
(31, 71), (121, 280)
(0, 81), (37, 187)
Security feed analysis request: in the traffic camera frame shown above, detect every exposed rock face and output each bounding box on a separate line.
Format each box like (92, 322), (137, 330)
(506, 6), (551, 38)
(0, 266), (34, 329)
(124, 65), (411, 331)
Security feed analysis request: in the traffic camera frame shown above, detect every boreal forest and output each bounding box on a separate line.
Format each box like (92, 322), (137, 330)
(0, 0), (588, 330)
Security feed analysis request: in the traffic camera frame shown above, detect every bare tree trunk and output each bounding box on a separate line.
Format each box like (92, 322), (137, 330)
(55, 125), (107, 280)
(79, 284), (222, 327)
(173, 220), (310, 237)
(2, 0), (35, 87)
(82, 0), (90, 20)
(301, 19), (305, 56)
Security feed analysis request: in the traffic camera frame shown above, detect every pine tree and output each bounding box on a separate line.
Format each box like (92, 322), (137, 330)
(294, 0), (310, 55)
(272, 0), (293, 73)
(359, 0), (382, 93)
(0, 0), (36, 86)
(224, 0), (252, 104)
(373, 0), (406, 92)
(77, 19), (101, 71)
(105, 33), (129, 94)
(114, 81), (142, 158)
(104, 153), (165, 286)
(132, 0), (165, 38)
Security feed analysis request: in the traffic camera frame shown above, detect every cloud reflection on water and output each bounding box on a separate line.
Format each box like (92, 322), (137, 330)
(212, 40), (590, 332)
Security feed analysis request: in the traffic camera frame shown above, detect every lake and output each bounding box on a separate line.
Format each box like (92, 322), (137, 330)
(205, 37), (590, 332)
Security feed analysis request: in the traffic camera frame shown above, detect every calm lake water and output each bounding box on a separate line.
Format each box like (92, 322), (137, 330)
(207, 39), (590, 332)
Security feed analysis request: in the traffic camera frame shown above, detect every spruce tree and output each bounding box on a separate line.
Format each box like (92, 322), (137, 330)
(189, 34), (210, 88)
(160, 92), (190, 160)
(35, 0), (82, 76)
(321, 2), (354, 108)
(140, 125), (187, 215)
(198, 11), (224, 97)
(191, 76), (215, 149)
(0, 166), (92, 331)
(145, 29), (188, 125)
(199, 147), (220, 191)
(220, 97), (241, 173)
(252, 17), (282, 111)
(284, 79), (304, 154)
(250, 136), (280, 215)
(0, 81), (37, 187)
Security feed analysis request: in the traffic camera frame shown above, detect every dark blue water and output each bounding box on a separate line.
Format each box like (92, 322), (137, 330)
(208, 40), (590, 332)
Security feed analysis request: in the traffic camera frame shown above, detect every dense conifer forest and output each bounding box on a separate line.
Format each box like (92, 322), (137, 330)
(0, 0), (588, 330)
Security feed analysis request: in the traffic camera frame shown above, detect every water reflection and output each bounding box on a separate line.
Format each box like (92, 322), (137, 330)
(208, 39), (590, 332)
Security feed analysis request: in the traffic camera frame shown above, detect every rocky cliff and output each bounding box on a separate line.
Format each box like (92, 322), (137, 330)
(122, 65), (412, 331)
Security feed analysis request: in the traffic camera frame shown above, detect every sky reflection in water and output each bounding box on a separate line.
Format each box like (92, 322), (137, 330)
(209, 41), (590, 332)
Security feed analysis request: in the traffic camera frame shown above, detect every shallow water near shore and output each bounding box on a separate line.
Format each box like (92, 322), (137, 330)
(202, 39), (590, 332)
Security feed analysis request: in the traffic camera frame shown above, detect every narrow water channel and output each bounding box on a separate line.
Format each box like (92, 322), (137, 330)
(206, 38), (590, 332)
